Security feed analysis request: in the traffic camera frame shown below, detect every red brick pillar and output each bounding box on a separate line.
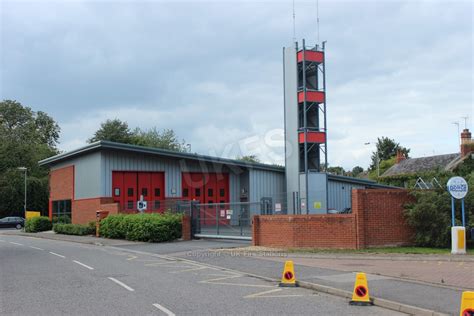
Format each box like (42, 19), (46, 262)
(352, 189), (366, 249)
(181, 215), (192, 241)
(252, 216), (259, 246)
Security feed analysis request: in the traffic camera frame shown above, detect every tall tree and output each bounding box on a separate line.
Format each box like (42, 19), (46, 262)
(236, 155), (260, 163)
(351, 166), (364, 177)
(370, 137), (410, 171)
(131, 127), (190, 153)
(0, 100), (60, 217)
(88, 119), (132, 144)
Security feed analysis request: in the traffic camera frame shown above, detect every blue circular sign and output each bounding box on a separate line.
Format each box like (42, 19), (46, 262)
(447, 176), (468, 200)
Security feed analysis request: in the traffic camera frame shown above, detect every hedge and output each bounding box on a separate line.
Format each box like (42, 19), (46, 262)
(25, 216), (52, 233)
(100, 213), (182, 242)
(53, 222), (95, 236)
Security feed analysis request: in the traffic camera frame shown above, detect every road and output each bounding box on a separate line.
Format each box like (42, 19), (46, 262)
(0, 234), (405, 315)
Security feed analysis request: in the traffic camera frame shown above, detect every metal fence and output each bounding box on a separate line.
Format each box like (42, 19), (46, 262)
(191, 201), (270, 239)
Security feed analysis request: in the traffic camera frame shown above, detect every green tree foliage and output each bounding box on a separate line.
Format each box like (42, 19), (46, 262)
(88, 119), (190, 153)
(88, 119), (132, 144)
(236, 155), (260, 163)
(370, 137), (410, 171)
(327, 166), (346, 175)
(404, 172), (473, 248)
(0, 100), (59, 218)
(351, 166), (364, 177)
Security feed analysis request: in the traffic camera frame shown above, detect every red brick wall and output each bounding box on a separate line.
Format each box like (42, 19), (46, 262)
(252, 214), (357, 249)
(49, 165), (74, 219)
(353, 189), (414, 248)
(73, 197), (116, 224)
(182, 215), (192, 241)
(252, 189), (414, 249)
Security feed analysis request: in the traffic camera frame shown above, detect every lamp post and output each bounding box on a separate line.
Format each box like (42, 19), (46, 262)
(364, 143), (380, 177)
(17, 167), (27, 223)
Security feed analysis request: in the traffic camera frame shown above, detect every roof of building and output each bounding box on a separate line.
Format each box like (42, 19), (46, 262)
(382, 153), (461, 177)
(39, 140), (396, 188)
(38, 140), (285, 172)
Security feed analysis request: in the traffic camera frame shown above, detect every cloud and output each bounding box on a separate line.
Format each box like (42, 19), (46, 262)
(1, 0), (472, 170)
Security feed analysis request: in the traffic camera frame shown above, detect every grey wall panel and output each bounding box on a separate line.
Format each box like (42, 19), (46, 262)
(248, 169), (286, 214)
(283, 46), (299, 212)
(327, 180), (365, 211)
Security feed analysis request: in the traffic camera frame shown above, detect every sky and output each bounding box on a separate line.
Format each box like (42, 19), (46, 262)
(1, 0), (473, 170)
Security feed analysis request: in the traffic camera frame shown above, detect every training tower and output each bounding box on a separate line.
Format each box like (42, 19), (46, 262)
(284, 39), (328, 214)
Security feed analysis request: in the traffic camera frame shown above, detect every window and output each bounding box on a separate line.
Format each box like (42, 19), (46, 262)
(142, 188), (148, 197)
(127, 201), (134, 209)
(220, 188), (225, 197)
(114, 188), (120, 196)
(127, 188), (134, 197)
(154, 201), (161, 210)
(52, 199), (72, 222)
(208, 189), (213, 197)
(195, 188), (201, 197)
(155, 188), (161, 197)
(183, 188), (189, 197)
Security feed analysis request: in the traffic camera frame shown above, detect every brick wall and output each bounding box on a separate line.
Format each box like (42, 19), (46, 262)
(49, 165), (74, 219)
(252, 189), (414, 249)
(73, 198), (117, 224)
(253, 214), (357, 249)
(353, 189), (414, 248)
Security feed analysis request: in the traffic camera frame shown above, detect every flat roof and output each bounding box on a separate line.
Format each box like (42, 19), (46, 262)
(38, 140), (285, 172)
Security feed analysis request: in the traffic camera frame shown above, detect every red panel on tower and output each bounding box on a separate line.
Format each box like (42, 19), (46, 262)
(298, 90), (325, 103)
(297, 50), (324, 63)
(299, 131), (326, 143)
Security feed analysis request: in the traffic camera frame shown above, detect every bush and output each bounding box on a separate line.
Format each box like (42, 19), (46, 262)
(52, 215), (71, 224)
(25, 216), (52, 233)
(100, 213), (182, 242)
(53, 223), (95, 236)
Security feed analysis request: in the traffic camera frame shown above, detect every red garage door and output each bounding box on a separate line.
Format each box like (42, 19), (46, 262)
(182, 172), (229, 225)
(112, 171), (165, 213)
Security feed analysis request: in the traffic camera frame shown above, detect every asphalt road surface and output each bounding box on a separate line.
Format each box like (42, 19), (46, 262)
(0, 235), (405, 315)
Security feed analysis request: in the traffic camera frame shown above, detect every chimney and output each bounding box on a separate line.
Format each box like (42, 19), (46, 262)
(460, 128), (473, 157)
(396, 150), (406, 163)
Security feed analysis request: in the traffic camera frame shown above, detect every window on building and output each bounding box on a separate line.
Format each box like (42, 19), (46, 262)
(208, 189), (213, 197)
(52, 199), (72, 222)
(142, 188), (148, 197)
(114, 188), (120, 197)
(195, 188), (201, 197)
(220, 188), (225, 197)
(154, 201), (161, 210)
(154, 188), (161, 197)
(127, 188), (134, 197)
(127, 201), (134, 209)
(183, 188), (188, 197)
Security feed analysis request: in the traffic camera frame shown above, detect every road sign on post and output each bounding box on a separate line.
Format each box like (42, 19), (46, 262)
(137, 195), (147, 213)
(447, 176), (469, 255)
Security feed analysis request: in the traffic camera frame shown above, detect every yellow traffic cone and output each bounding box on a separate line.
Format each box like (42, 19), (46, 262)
(349, 272), (373, 306)
(459, 291), (474, 316)
(279, 260), (298, 287)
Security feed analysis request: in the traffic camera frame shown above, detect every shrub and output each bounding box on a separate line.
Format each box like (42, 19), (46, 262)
(25, 216), (52, 233)
(100, 213), (182, 242)
(52, 215), (71, 224)
(53, 223), (95, 236)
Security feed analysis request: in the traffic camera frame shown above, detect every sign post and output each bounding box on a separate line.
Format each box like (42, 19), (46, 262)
(447, 176), (469, 255)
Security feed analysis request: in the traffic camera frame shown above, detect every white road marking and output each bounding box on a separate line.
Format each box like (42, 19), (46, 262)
(73, 260), (94, 270)
(153, 303), (176, 316)
(49, 251), (65, 258)
(29, 246), (44, 250)
(108, 277), (135, 292)
(244, 288), (309, 299)
(0, 239), (6, 242)
(9, 242), (23, 246)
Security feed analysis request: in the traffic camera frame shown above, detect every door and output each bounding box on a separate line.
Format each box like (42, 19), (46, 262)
(137, 173), (151, 212)
(151, 172), (165, 213)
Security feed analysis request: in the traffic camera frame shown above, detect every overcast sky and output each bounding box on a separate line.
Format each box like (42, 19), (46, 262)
(1, 0), (473, 169)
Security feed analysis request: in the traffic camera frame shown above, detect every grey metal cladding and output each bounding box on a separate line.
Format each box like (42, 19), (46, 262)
(283, 46), (299, 211)
(248, 168), (286, 205)
(327, 179), (365, 211)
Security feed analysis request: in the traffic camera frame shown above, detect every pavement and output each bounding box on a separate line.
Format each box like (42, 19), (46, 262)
(0, 233), (402, 316)
(2, 230), (471, 315)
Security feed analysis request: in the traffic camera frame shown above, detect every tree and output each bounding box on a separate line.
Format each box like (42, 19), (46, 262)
(327, 166), (346, 175)
(370, 137), (410, 171)
(88, 119), (132, 144)
(0, 100), (60, 217)
(131, 127), (190, 153)
(351, 166), (364, 177)
(236, 155), (260, 163)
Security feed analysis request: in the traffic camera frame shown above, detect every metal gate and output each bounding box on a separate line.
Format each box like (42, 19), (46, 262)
(191, 201), (270, 240)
